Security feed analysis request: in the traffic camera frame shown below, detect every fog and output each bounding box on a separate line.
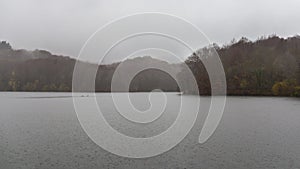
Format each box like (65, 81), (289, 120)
(0, 0), (300, 61)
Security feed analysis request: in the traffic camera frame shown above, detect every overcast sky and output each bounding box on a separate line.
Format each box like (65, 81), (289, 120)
(0, 0), (300, 59)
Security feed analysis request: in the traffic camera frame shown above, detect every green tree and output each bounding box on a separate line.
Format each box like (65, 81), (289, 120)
(272, 79), (297, 96)
(294, 86), (300, 97)
(240, 79), (248, 89)
(8, 71), (19, 91)
(254, 68), (264, 89)
(58, 83), (70, 91)
(23, 80), (39, 91)
(42, 83), (57, 91)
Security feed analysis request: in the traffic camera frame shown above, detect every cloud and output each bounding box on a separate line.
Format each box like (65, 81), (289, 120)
(0, 0), (299, 61)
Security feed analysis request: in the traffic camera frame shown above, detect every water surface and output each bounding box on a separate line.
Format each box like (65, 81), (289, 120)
(0, 92), (299, 169)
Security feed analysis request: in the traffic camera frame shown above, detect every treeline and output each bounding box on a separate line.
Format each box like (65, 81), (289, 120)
(182, 35), (300, 96)
(0, 42), (178, 92)
(0, 35), (300, 96)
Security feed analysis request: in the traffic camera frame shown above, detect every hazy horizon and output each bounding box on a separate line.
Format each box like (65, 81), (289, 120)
(1, 34), (299, 64)
(1, 0), (300, 62)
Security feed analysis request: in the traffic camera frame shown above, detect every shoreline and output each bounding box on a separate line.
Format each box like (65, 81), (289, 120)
(0, 91), (299, 97)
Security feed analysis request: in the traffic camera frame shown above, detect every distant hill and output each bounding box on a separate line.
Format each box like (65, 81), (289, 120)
(0, 43), (178, 92)
(0, 35), (300, 96)
(181, 35), (300, 96)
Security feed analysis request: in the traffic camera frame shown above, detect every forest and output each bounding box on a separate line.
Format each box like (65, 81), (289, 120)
(0, 35), (299, 96)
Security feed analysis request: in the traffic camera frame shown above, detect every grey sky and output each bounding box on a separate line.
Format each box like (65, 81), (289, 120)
(0, 0), (300, 60)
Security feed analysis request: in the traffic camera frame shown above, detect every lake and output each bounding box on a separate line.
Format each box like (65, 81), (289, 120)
(0, 92), (300, 169)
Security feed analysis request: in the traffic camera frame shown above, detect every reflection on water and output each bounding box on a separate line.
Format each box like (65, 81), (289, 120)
(0, 92), (300, 169)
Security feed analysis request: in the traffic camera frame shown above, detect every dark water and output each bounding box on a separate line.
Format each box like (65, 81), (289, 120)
(0, 92), (300, 169)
